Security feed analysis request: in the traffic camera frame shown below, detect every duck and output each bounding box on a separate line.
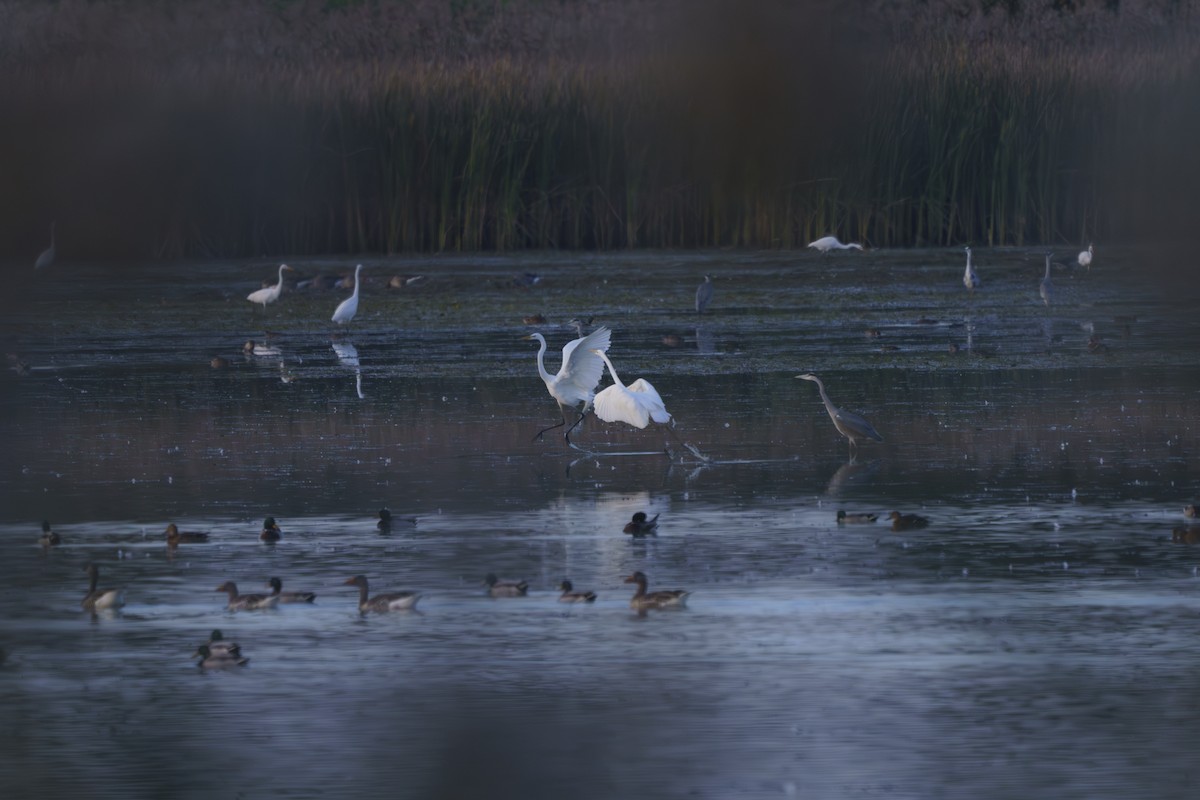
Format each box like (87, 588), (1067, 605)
(39, 520), (61, 547)
(267, 577), (316, 604)
(203, 629), (242, 657)
(1184, 504), (1199, 519)
(344, 575), (421, 612)
(558, 580), (597, 603)
(215, 581), (279, 611)
(376, 508), (416, 531)
(242, 340), (282, 358)
(837, 510), (878, 524)
(194, 644), (249, 669)
(889, 511), (930, 531)
(81, 563), (125, 611)
(623, 571), (689, 610)
(484, 573), (528, 598)
(1172, 526), (1200, 545)
(623, 512), (660, 536)
(164, 523), (209, 546)
(210, 356), (230, 369)
(260, 517), (282, 543)
(522, 314), (547, 325)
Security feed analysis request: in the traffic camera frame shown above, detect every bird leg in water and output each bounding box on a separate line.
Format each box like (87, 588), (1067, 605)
(663, 425), (710, 463)
(562, 407), (590, 443)
(533, 410), (567, 442)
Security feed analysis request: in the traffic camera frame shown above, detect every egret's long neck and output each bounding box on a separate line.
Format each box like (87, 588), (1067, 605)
(351, 266), (362, 299)
(1044, 257), (1051, 280)
(277, 265), (288, 286)
(965, 250), (972, 272)
(597, 350), (622, 387)
(533, 337), (553, 384)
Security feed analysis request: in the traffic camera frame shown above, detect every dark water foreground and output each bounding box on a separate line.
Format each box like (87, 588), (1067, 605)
(1, 249), (1199, 799)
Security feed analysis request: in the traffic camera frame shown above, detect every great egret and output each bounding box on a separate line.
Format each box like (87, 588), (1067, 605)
(624, 511), (659, 536)
(623, 571), (689, 610)
(260, 516), (281, 542)
(331, 264), (363, 325)
(1078, 243), (1094, 270)
(215, 581), (279, 610)
(34, 221), (55, 270)
(81, 563), (125, 611)
(344, 575), (421, 612)
(39, 520), (60, 547)
(558, 580), (597, 603)
(247, 264), (294, 310)
(695, 274), (714, 314)
(484, 573), (529, 597)
(807, 236), (863, 253)
(795, 373), (883, 458)
(1040, 253), (1053, 306)
(524, 325), (612, 443)
(591, 350), (673, 430)
(194, 644), (249, 668)
(836, 510), (877, 524)
(888, 511), (929, 531)
(963, 246), (979, 291)
(267, 577), (316, 603)
(164, 523), (209, 546)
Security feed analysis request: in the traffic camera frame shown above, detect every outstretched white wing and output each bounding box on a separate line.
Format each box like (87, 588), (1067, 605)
(593, 384), (651, 429)
(626, 379), (672, 424)
(551, 326), (611, 408)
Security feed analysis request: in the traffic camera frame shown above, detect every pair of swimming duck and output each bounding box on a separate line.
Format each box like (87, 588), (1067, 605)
(481, 574), (596, 603)
(217, 578), (316, 610)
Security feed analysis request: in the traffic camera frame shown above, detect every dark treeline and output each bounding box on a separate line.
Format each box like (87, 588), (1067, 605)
(2, 0), (1199, 259)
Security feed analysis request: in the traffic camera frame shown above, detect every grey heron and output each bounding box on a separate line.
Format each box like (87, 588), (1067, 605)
(695, 274), (714, 313)
(795, 373), (884, 458)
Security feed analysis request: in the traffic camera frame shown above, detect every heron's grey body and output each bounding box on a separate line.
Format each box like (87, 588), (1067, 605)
(796, 373), (883, 458)
(695, 275), (713, 314)
(1040, 253), (1053, 307)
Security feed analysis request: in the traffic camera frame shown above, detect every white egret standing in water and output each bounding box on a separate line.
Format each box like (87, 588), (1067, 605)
(524, 325), (612, 443)
(591, 349), (673, 429)
(963, 246), (979, 292)
(807, 236), (863, 253)
(796, 373), (884, 459)
(34, 221), (55, 270)
(247, 264), (293, 310)
(1078, 243), (1094, 270)
(1040, 253), (1053, 306)
(332, 264), (363, 325)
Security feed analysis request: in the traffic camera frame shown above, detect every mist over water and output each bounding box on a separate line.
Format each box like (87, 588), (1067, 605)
(2, 249), (1200, 798)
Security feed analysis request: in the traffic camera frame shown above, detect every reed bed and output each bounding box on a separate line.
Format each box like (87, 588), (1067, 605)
(2, 0), (1198, 258)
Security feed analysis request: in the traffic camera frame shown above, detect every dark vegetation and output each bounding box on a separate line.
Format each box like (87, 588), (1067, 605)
(2, 0), (1199, 259)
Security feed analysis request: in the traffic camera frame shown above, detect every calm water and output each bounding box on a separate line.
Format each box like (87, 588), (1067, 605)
(2, 249), (1200, 799)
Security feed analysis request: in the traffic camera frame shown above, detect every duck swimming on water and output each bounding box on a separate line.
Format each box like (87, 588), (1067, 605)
(39, 520), (60, 548)
(165, 523), (209, 546)
(888, 511), (930, 531)
(260, 517), (282, 543)
(215, 581), (279, 611)
(623, 512), (660, 536)
(558, 580), (597, 603)
(344, 575), (420, 612)
(82, 563), (125, 611)
(623, 571), (689, 610)
(484, 574), (528, 598)
(267, 577), (316, 604)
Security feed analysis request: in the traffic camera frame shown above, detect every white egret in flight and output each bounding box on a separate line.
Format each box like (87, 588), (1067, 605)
(524, 325), (612, 443)
(591, 349), (673, 429)
(35, 221), (55, 270)
(331, 264), (363, 325)
(807, 236), (863, 253)
(796, 373), (883, 459)
(963, 246), (979, 291)
(247, 264), (294, 310)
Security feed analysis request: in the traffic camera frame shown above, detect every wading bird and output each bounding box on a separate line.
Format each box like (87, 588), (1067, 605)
(524, 326), (612, 443)
(82, 563), (125, 611)
(963, 246), (979, 292)
(344, 575), (421, 612)
(558, 580), (597, 603)
(591, 350), (673, 430)
(1078, 243), (1094, 270)
(267, 577), (316, 603)
(331, 264), (363, 325)
(795, 373), (883, 459)
(623, 571), (689, 610)
(807, 236), (863, 253)
(34, 221), (55, 270)
(216, 581), (279, 611)
(484, 573), (528, 598)
(1040, 253), (1053, 307)
(623, 511), (660, 536)
(695, 274), (714, 314)
(247, 264), (293, 311)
